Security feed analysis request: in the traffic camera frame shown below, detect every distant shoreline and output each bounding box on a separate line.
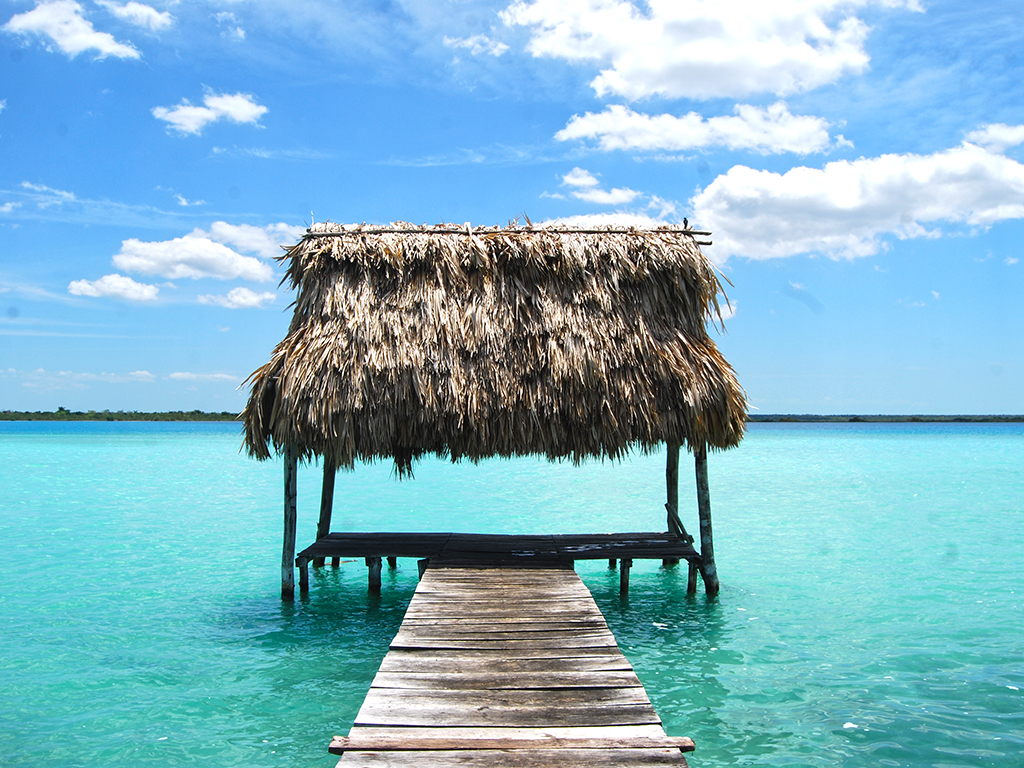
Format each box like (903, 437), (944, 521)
(747, 414), (1024, 423)
(2, 410), (1022, 423)
(1, 409), (240, 422)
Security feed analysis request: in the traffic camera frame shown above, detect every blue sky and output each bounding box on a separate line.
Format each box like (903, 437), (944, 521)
(1, 0), (1022, 414)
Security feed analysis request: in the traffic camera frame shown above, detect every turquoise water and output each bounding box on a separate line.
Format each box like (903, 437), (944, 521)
(1, 422), (1022, 767)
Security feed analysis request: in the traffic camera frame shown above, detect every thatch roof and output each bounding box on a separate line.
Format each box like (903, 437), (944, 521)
(242, 222), (746, 475)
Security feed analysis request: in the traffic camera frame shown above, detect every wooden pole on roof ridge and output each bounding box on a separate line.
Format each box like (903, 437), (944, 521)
(314, 457), (336, 567)
(695, 443), (720, 598)
(282, 444), (298, 600)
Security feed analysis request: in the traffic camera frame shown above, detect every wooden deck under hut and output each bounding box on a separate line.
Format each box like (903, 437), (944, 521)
(241, 222), (747, 598)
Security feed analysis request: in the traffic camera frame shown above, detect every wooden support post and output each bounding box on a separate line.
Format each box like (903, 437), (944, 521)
(664, 440), (681, 566)
(331, 556), (340, 567)
(366, 557), (382, 593)
(619, 558), (632, 594)
(608, 558), (617, 569)
(282, 444), (298, 600)
(387, 556), (397, 569)
(695, 443), (720, 598)
(687, 561), (699, 596)
(666, 440), (680, 524)
(417, 559), (429, 579)
(313, 457), (336, 567)
(298, 557), (309, 595)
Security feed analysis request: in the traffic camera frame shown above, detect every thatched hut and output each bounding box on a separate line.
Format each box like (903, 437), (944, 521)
(242, 222), (746, 598)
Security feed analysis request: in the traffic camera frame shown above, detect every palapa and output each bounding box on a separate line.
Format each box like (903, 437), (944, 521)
(242, 222), (746, 475)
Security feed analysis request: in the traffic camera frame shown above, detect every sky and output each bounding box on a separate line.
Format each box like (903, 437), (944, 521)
(1, 0), (1022, 414)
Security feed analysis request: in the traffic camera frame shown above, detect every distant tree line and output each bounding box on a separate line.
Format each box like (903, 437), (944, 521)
(1, 407), (240, 421)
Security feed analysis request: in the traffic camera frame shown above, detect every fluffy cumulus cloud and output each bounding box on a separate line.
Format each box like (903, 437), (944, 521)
(965, 123), (1024, 155)
(96, 1), (173, 31)
(198, 287), (277, 309)
(691, 129), (1024, 261)
(502, 0), (920, 100)
(152, 92), (267, 135)
(557, 102), (840, 155)
(3, 0), (140, 59)
(561, 167), (640, 204)
(443, 34), (509, 56)
(112, 234), (272, 281)
(106, 221), (301, 282)
(201, 221), (304, 258)
(68, 273), (159, 301)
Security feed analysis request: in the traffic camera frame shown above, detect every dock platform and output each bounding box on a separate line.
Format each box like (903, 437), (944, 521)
(330, 567), (694, 767)
(296, 532), (700, 594)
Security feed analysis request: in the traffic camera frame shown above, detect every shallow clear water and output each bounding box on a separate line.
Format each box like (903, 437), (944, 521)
(1, 422), (1021, 767)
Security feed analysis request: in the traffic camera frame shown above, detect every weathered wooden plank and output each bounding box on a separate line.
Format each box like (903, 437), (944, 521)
(371, 670), (644, 690)
(399, 617), (609, 629)
(330, 734), (695, 753)
(390, 636), (619, 651)
(392, 629), (616, 643)
(393, 627), (616, 641)
(378, 652), (633, 674)
(355, 700), (661, 728)
(336, 748), (689, 767)
(345, 725), (671, 741)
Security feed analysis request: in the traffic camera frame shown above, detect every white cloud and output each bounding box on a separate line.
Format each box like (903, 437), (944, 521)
(718, 301), (737, 321)
(557, 102), (836, 155)
(152, 91), (267, 135)
(68, 273), (159, 301)
(96, 1), (172, 31)
(175, 194), (204, 206)
(443, 34), (509, 56)
(5, 367), (157, 389)
(21, 181), (75, 207)
(542, 211), (669, 227)
(0, 99), (6, 114)
(198, 287), (276, 309)
(1005, 257), (1019, 265)
(562, 167), (600, 188)
(502, 0), (920, 100)
(112, 234), (274, 281)
(573, 186), (641, 205)
(168, 371), (238, 382)
(964, 123), (1024, 155)
(3, 0), (140, 59)
(560, 166), (639, 205)
(199, 221), (304, 258)
(691, 134), (1024, 261)
(0, 202), (22, 213)
(214, 11), (245, 41)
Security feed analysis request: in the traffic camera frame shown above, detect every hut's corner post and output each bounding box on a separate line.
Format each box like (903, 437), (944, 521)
(282, 444), (298, 600)
(695, 443), (720, 598)
(664, 441), (681, 566)
(314, 457), (336, 567)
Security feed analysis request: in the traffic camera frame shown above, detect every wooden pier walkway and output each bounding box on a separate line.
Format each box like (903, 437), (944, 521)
(329, 567), (694, 767)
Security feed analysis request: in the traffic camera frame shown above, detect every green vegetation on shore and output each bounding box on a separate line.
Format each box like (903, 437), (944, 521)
(1, 408), (239, 421)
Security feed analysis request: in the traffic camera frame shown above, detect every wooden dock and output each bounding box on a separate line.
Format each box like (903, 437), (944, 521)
(329, 567), (694, 767)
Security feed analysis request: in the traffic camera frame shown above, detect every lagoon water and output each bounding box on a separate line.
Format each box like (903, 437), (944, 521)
(1, 421), (1022, 767)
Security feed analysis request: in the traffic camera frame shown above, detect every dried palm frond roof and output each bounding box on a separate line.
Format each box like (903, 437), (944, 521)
(242, 222), (746, 475)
